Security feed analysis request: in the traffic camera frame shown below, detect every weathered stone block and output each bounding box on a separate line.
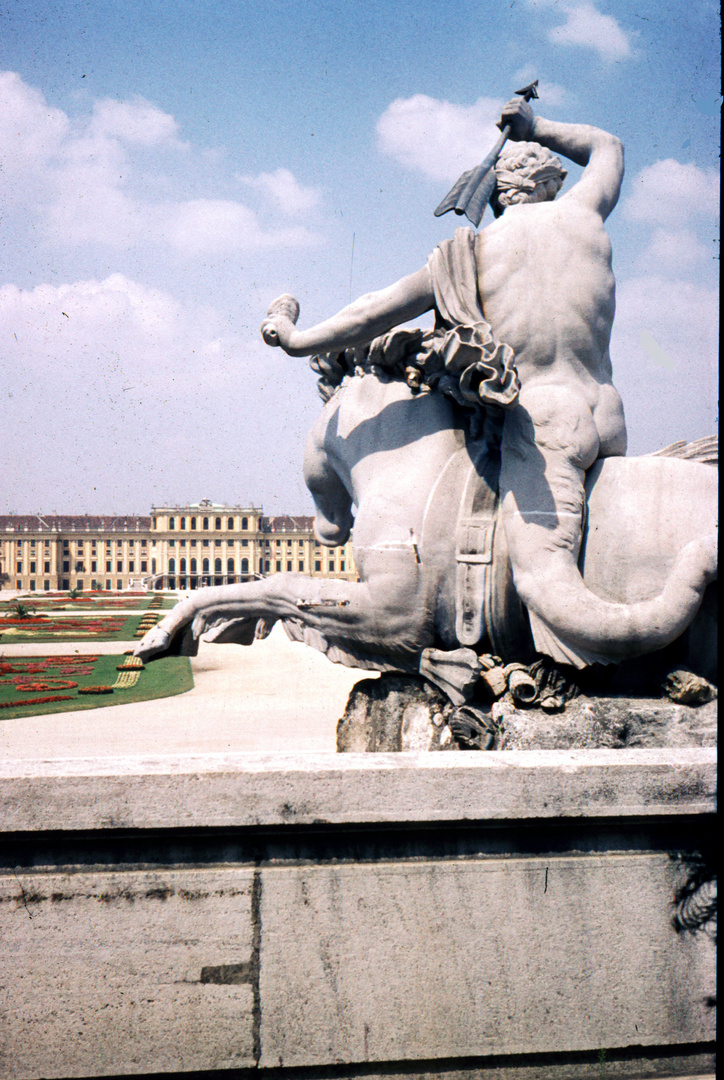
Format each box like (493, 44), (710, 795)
(0, 868), (256, 1079)
(258, 855), (714, 1067)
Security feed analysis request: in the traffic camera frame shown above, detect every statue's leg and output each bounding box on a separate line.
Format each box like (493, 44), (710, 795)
(135, 549), (430, 663)
(500, 386), (716, 667)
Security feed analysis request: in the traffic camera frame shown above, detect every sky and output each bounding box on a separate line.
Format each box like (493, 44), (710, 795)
(0, 0), (720, 515)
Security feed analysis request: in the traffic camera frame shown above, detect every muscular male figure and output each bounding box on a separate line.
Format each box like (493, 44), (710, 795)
(262, 98), (715, 667)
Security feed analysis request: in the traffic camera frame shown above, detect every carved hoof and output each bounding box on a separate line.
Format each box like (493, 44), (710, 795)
(134, 626), (171, 660)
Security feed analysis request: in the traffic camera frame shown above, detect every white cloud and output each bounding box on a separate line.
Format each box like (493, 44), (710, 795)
(635, 228), (713, 273)
(0, 71), (321, 256)
(610, 274), (718, 451)
(546, 2), (633, 61)
(161, 199), (318, 255)
(0, 275), (214, 379)
(0, 273), (323, 514)
(376, 95), (502, 183)
(622, 159), (720, 225)
(237, 167), (322, 214)
(89, 96), (188, 148)
(0, 70), (68, 205)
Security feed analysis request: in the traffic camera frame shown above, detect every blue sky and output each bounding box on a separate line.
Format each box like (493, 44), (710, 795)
(1, 0), (719, 514)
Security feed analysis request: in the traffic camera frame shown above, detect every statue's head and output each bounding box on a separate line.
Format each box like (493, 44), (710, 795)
(492, 142), (567, 217)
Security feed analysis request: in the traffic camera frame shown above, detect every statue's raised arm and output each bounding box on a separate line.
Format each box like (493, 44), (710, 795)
(499, 96), (624, 219)
(261, 266), (435, 358)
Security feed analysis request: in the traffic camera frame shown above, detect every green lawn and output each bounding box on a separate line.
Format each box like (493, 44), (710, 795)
(0, 613), (161, 642)
(0, 654), (193, 719)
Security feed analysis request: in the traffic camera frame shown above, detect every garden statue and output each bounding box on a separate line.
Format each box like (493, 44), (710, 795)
(136, 91), (717, 724)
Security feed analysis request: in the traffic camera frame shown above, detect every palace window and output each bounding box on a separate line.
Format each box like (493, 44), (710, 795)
(106, 561), (111, 572)
(287, 561), (292, 572)
(180, 559), (186, 572)
(141, 561), (147, 572)
(180, 518), (186, 530)
(214, 558), (222, 573)
(203, 517), (209, 530)
(298, 561), (304, 572)
(227, 558), (234, 572)
(129, 562), (134, 572)
(315, 561), (321, 572)
(190, 517), (196, 530)
(190, 559), (197, 572)
(241, 517), (248, 530)
(241, 558), (249, 573)
(44, 562), (50, 573)
(168, 558), (176, 572)
(241, 538), (248, 546)
(30, 561), (36, 573)
(215, 517), (222, 530)
(169, 517), (175, 530)
(227, 517), (234, 530)
(117, 561), (123, 573)
(202, 559), (210, 573)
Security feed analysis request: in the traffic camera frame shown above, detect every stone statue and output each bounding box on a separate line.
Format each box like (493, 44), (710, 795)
(136, 97), (717, 715)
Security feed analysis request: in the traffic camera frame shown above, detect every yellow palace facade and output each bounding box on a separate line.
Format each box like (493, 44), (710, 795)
(0, 500), (357, 592)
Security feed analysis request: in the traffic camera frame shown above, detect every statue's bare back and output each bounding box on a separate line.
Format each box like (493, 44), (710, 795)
(477, 193), (626, 458)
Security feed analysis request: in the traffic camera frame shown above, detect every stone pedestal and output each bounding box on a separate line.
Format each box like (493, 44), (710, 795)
(0, 750), (716, 1079)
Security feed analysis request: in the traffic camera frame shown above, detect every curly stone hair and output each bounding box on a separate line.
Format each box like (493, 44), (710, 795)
(491, 141), (567, 217)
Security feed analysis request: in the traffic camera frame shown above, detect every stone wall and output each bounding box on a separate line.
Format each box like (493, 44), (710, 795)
(0, 750), (716, 1079)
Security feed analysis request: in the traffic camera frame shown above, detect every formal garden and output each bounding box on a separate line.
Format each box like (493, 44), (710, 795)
(0, 652), (193, 719)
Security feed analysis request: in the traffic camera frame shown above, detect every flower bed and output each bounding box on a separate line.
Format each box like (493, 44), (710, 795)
(0, 654), (193, 719)
(1, 594), (177, 612)
(0, 614), (153, 642)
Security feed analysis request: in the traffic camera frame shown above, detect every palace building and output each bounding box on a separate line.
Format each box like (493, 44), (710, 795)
(0, 501), (357, 592)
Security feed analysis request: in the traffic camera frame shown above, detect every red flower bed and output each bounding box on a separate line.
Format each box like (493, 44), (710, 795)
(0, 695), (73, 709)
(15, 680), (78, 692)
(1, 617), (125, 633)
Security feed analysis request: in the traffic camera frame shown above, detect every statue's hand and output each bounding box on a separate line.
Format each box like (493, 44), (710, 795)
(261, 294), (300, 349)
(498, 97), (535, 141)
